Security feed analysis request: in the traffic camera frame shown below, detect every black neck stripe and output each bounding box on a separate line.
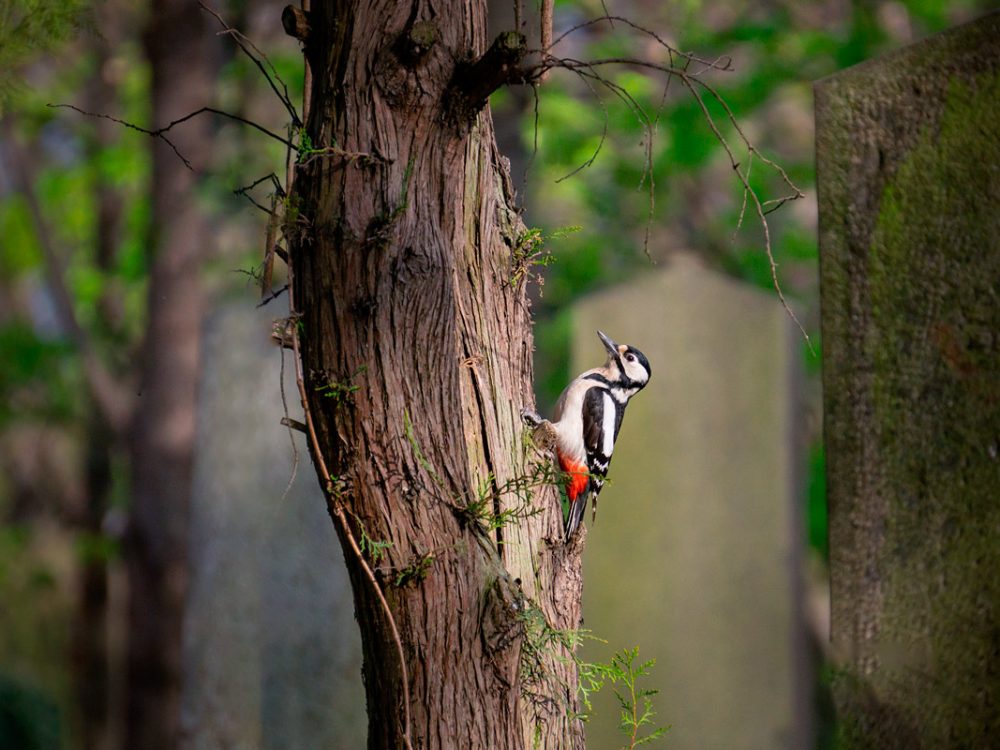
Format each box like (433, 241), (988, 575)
(585, 371), (643, 391)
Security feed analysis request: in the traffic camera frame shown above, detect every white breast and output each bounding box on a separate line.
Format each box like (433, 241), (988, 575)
(551, 374), (599, 462)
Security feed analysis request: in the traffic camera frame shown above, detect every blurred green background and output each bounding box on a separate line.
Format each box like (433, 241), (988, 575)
(0, 0), (990, 747)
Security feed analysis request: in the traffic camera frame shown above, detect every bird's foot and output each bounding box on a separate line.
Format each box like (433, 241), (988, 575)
(520, 408), (544, 428)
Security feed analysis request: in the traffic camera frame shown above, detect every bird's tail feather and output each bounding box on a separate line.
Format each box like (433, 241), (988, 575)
(565, 494), (588, 538)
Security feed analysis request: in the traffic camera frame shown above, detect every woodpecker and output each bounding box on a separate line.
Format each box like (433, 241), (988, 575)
(523, 330), (651, 538)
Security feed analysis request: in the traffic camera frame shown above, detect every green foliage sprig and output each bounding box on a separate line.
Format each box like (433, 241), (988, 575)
(315, 365), (367, 407)
(463, 459), (557, 534)
(509, 225), (580, 287)
(603, 647), (670, 749)
(516, 601), (589, 689)
(394, 552), (434, 587)
(349, 511), (392, 565)
(517, 600), (669, 748)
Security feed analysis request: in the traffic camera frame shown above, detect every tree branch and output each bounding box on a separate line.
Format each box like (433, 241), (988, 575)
(444, 31), (527, 125)
(540, 0), (553, 52)
(538, 0), (554, 82)
(0, 119), (133, 434)
(281, 5), (311, 42)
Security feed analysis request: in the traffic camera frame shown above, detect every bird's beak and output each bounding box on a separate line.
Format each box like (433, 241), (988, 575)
(597, 330), (619, 357)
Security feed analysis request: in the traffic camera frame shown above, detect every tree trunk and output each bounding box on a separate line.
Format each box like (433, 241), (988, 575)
(289, 2), (585, 747)
(74, 406), (113, 750)
(74, 12), (127, 746)
(125, 1), (214, 747)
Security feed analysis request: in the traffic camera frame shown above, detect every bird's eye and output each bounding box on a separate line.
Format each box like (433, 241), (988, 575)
(626, 354), (635, 362)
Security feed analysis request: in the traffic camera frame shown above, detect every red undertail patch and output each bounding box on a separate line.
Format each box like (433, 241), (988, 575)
(558, 453), (589, 502)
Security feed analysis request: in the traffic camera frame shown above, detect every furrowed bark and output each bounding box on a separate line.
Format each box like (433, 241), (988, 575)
(289, 2), (584, 747)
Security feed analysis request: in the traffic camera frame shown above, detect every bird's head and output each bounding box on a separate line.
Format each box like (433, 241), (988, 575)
(597, 330), (651, 391)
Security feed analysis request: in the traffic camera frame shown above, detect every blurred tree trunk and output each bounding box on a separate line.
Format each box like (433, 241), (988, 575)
(289, 2), (585, 747)
(1, 109), (121, 750)
(124, 1), (214, 747)
(74, 408), (113, 750)
(72, 8), (128, 746)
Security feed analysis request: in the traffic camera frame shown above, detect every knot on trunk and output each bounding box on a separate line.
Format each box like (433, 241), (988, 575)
(395, 20), (439, 67)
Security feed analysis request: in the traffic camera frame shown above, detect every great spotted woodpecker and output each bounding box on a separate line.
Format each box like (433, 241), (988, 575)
(523, 330), (651, 538)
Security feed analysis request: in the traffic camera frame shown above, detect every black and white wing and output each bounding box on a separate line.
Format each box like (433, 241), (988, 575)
(582, 386), (621, 521)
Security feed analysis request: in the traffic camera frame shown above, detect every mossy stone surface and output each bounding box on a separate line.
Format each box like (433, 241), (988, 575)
(816, 12), (1000, 747)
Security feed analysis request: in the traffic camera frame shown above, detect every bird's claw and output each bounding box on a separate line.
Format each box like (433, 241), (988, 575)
(520, 408), (543, 428)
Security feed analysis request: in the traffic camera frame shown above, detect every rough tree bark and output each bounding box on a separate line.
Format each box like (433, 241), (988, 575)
(287, 2), (585, 747)
(125, 1), (215, 747)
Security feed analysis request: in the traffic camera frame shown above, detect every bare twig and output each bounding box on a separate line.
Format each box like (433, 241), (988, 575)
(600, 0), (614, 27)
(732, 151), (753, 245)
(676, 73), (811, 350)
(279, 416), (307, 433)
(514, 11), (809, 340)
(50, 103), (294, 169)
(546, 16), (732, 74)
(691, 75), (802, 194)
(517, 82), (541, 202)
(257, 284), (289, 307)
(575, 55), (807, 334)
(553, 71), (608, 184)
(200, 2), (300, 126)
(234, 172), (284, 214)
(641, 54), (689, 261)
(561, 60), (658, 258)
